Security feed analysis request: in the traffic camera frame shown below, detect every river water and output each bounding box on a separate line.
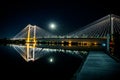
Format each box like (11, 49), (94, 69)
(0, 44), (92, 80)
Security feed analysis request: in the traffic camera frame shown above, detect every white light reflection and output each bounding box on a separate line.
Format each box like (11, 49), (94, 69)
(11, 44), (86, 62)
(49, 58), (54, 63)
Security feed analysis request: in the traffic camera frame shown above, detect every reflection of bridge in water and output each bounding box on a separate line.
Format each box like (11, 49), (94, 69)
(11, 44), (90, 62)
(11, 14), (120, 62)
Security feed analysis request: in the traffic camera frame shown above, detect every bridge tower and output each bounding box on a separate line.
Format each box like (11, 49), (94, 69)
(33, 25), (36, 43)
(26, 24), (37, 43)
(109, 14), (114, 55)
(110, 14), (114, 42)
(26, 24), (31, 43)
(26, 24), (37, 61)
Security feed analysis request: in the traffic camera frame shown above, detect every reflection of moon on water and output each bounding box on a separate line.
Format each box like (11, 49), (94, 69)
(49, 57), (54, 63)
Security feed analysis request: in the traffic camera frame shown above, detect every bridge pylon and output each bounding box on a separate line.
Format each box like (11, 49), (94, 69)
(26, 24), (37, 43)
(26, 24), (37, 61)
(110, 14), (114, 42)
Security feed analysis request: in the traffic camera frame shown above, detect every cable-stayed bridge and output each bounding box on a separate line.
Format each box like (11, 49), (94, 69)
(13, 24), (57, 40)
(11, 14), (120, 62)
(12, 14), (120, 40)
(66, 14), (120, 38)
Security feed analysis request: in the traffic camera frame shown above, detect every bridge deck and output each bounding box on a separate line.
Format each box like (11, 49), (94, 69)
(76, 51), (120, 80)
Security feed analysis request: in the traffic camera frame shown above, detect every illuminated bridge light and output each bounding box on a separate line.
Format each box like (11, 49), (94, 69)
(61, 41), (64, 43)
(68, 41), (72, 47)
(102, 43), (106, 47)
(94, 42), (97, 45)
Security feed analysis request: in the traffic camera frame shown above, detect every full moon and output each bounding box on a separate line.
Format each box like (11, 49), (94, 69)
(49, 23), (56, 29)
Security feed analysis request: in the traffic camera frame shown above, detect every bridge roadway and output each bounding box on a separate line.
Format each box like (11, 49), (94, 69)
(16, 38), (107, 44)
(36, 38), (107, 44)
(75, 51), (120, 80)
(15, 38), (107, 50)
(37, 38), (106, 42)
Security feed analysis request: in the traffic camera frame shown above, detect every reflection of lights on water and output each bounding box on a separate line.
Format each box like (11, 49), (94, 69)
(50, 58), (53, 62)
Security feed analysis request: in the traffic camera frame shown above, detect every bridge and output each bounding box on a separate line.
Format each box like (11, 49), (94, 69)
(11, 14), (120, 62)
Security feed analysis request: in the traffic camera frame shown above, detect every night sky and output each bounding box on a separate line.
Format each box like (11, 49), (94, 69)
(0, 0), (119, 38)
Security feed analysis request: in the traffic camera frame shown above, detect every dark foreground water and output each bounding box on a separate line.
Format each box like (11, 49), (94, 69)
(0, 45), (87, 80)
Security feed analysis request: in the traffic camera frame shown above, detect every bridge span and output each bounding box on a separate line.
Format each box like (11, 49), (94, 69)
(37, 38), (106, 44)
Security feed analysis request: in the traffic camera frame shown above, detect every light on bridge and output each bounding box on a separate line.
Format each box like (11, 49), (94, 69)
(68, 41), (72, 47)
(94, 42), (97, 45)
(102, 43), (106, 47)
